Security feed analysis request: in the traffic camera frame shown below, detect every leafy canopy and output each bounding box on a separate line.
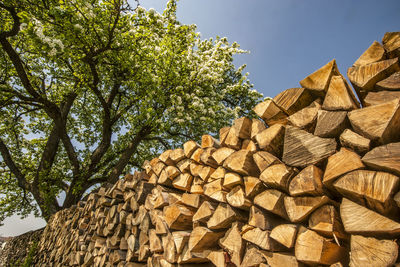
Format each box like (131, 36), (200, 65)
(0, 0), (262, 221)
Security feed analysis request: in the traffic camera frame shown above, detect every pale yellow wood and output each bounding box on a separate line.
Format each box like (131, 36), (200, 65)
(254, 123), (285, 156)
(270, 224), (298, 248)
(353, 41), (386, 67)
(253, 98), (288, 126)
(339, 129), (370, 154)
(273, 87), (313, 115)
(288, 99), (321, 132)
(284, 195), (330, 223)
(362, 142), (400, 176)
(299, 59), (338, 94)
(289, 165), (323, 196)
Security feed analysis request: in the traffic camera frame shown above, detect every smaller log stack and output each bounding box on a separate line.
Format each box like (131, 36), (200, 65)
(34, 32), (400, 267)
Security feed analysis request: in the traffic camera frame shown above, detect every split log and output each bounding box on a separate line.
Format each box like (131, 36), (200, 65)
(207, 203), (246, 230)
(241, 139), (257, 152)
(270, 224), (298, 248)
(211, 147), (235, 165)
(226, 186), (251, 210)
(348, 98), (400, 144)
(309, 205), (347, 239)
(376, 71), (400, 90)
(170, 148), (185, 163)
(353, 41), (386, 67)
(333, 170), (399, 215)
(223, 150), (259, 176)
(172, 173), (193, 191)
(254, 123), (285, 156)
(248, 205), (281, 231)
(244, 176), (265, 199)
(362, 142), (400, 176)
(242, 227), (283, 251)
(206, 250), (227, 267)
(263, 252), (305, 267)
(162, 233), (177, 264)
(350, 235), (398, 267)
(295, 227), (347, 265)
(233, 117), (252, 139)
(177, 244), (208, 264)
(201, 135), (220, 149)
(313, 110), (348, 138)
(289, 165), (324, 196)
(273, 87), (313, 115)
(287, 99), (321, 132)
(149, 229), (163, 253)
(223, 172), (243, 189)
(200, 148), (218, 168)
(365, 90), (400, 107)
(209, 166), (226, 181)
(198, 166), (215, 182)
(340, 198), (400, 236)
(220, 127), (242, 150)
(323, 147), (365, 186)
(382, 31), (400, 58)
(253, 151), (281, 173)
(192, 201), (218, 224)
(159, 150), (174, 165)
(190, 148), (203, 163)
(188, 226), (224, 252)
(253, 98), (288, 126)
(203, 179), (227, 203)
(240, 245), (266, 267)
(260, 163), (297, 192)
(282, 126), (337, 167)
(339, 129), (370, 154)
(284, 195), (330, 223)
(299, 59), (338, 95)
(347, 58), (400, 92)
(250, 118), (267, 140)
(176, 159), (191, 173)
(183, 140), (200, 158)
(219, 222), (244, 266)
(254, 189), (288, 219)
(323, 75), (359, 111)
(163, 204), (194, 230)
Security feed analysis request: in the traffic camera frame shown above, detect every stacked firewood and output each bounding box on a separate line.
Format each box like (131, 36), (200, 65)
(34, 32), (400, 267)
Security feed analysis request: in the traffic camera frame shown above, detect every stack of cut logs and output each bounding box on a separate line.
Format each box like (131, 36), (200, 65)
(34, 32), (400, 267)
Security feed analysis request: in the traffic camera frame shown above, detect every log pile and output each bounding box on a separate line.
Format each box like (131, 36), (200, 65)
(34, 32), (400, 267)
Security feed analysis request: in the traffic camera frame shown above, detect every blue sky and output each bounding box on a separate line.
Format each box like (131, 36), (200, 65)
(1, 0), (399, 236)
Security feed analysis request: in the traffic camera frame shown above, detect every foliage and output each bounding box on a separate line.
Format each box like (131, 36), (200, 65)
(0, 0), (262, 220)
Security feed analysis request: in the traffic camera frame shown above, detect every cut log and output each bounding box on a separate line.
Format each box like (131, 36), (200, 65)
(242, 227), (283, 251)
(348, 98), (400, 144)
(248, 205), (281, 231)
(180, 193), (205, 209)
(190, 148), (203, 163)
(350, 235), (398, 267)
(244, 176), (265, 199)
(289, 165), (324, 196)
(241, 139), (257, 152)
(339, 129), (370, 154)
(323, 75), (359, 111)
(178, 244), (208, 264)
(299, 59), (338, 95)
(207, 203), (246, 230)
(203, 179), (227, 203)
(263, 252), (305, 267)
(253, 98), (288, 126)
(223, 172), (243, 189)
(192, 201), (217, 224)
(340, 198), (400, 236)
(254, 189), (288, 219)
(295, 227), (347, 265)
(201, 135), (220, 149)
(270, 224), (298, 248)
(288, 99), (321, 132)
(254, 123), (285, 157)
(209, 166), (226, 181)
(323, 147), (365, 186)
(273, 87), (313, 115)
(163, 204), (194, 230)
(223, 149), (259, 177)
(188, 226), (224, 252)
(347, 58), (400, 92)
(260, 163), (297, 192)
(162, 234), (177, 264)
(221, 127), (242, 150)
(176, 159), (191, 173)
(250, 118), (267, 141)
(200, 148), (218, 167)
(183, 140), (200, 158)
(309, 205), (347, 239)
(233, 117), (252, 139)
(226, 186), (251, 210)
(333, 170), (399, 215)
(241, 245), (266, 267)
(382, 31), (400, 58)
(172, 173), (193, 191)
(170, 148), (185, 163)
(376, 71), (400, 90)
(171, 231), (191, 257)
(219, 222), (244, 266)
(206, 251), (227, 267)
(353, 41), (386, 67)
(282, 126), (337, 167)
(211, 147), (235, 165)
(314, 110), (348, 138)
(365, 90), (400, 107)
(362, 142), (400, 176)
(159, 149), (174, 165)
(284, 195), (330, 223)
(198, 166), (215, 182)
(253, 151), (281, 173)
(149, 229), (163, 253)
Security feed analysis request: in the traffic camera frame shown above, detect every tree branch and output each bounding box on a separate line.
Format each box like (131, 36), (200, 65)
(0, 138), (28, 190)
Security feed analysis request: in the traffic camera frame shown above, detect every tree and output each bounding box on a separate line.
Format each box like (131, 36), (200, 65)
(0, 0), (262, 221)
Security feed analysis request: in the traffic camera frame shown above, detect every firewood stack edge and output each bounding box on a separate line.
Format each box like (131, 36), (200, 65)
(34, 32), (400, 267)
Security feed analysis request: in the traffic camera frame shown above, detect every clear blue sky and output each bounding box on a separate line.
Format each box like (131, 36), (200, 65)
(1, 0), (399, 236)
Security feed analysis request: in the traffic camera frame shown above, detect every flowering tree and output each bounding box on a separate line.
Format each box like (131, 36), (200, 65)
(0, 0), (262, 221)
